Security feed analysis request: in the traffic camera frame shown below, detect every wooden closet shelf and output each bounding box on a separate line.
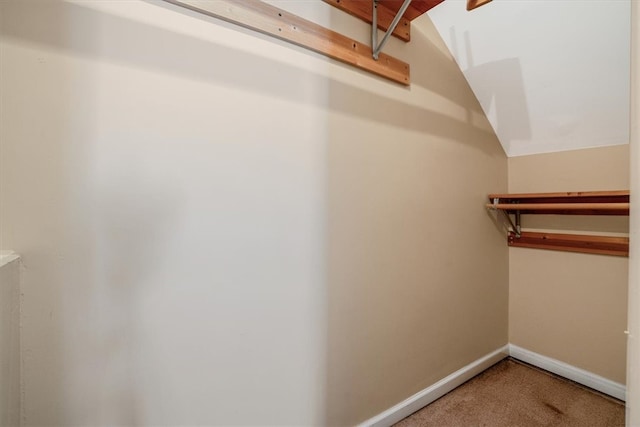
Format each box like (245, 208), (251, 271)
(487, 190), (630, 257)
(488, 190), (629, 200)
(486, 202), (629, 215)
(508, 231), (629, 257)
(487, 190), (630, 216)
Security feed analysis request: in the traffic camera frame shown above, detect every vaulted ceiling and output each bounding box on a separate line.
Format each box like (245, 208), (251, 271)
(427, 0), (631, 157)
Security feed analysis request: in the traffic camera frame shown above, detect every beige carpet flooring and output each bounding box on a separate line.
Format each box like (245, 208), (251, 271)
(394, 358), (624, 427)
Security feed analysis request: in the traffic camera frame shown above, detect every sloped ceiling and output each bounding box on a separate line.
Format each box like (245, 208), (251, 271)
(426, 0), (631, 157)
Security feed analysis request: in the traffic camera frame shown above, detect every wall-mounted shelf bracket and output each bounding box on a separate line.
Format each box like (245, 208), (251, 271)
(490, 197), (521, 237)
(372, 0), (412, 60)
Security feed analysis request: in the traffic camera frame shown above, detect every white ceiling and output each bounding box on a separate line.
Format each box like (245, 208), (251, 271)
(426, 0), (631, 157)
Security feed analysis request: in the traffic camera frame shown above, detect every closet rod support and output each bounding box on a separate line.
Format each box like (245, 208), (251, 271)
(372, 0), (412, 60)
(491, 197), (521, 238)
(372, 0), (378, 55)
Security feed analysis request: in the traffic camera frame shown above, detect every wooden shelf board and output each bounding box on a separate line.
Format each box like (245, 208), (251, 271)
(486, 190), (630, 216)
(167, 0), (410, 85)
(322, 0), (445, 44)
(488, 190), (629, 203)
(486, 202), (630, 215)
(322, 0), (411, 42)
(508, 231), (629, 257)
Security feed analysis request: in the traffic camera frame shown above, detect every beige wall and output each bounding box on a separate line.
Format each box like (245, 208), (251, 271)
(0, 1), (508, 425)
(509, 145), (629, 384)
(0, 254), (21, 427)
(627, 1), (639, 423)
(508, 145), (629, 193)
(324, 19), (509, 424)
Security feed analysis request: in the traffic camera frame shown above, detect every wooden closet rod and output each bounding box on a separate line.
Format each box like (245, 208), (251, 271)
(487, 202), (630, 211)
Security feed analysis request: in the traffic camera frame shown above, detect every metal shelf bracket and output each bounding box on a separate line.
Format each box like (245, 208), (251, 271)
(371, 0), (412, 60)
(490, 197), (521, 238)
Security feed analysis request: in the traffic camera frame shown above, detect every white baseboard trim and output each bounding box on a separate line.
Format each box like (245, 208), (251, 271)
(357, 345), (509, 427)
(357, 343), (626, 427)
(508, 344), (626, 402)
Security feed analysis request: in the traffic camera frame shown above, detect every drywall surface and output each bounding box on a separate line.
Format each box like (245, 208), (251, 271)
(0, 252), (21, 427)
(323, 17), (508, 427)
(0, 1), (508, 425)
(627, 0), (639, 423)
(0, 2), (329, 424)
(428, 0), (630, 157)
(508, 145), (629, 384)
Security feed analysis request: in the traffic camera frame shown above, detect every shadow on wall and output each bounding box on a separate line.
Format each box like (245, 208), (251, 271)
(466, 57), (532, 153)
(446, 28), (532, 152)
(1, 0), (497, 154)
(1, 2), (180, 423)
(89, 163), (182, 424)
(410, 21), (487, 123)
(486, 208), (514, 238)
